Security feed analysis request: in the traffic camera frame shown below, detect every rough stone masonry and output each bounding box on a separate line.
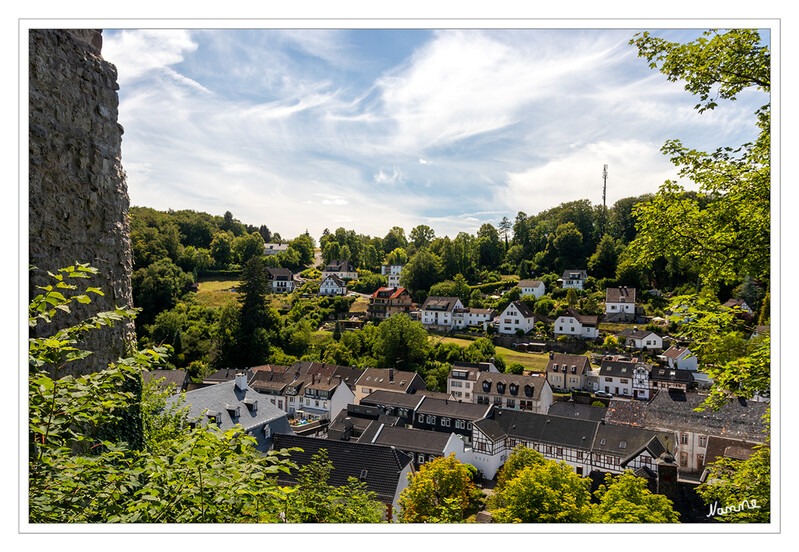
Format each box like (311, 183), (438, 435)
(29, 29), (135, 375)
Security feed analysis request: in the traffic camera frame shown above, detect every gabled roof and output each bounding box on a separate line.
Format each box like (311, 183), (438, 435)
(265, 267), (294, 280)
(415, 396), (493, 420)
(321, 274), (347, 287)
(556, 307), (598, 327)
(202, 367), (254, 385)
(599, 359), (646, 378)
(617, 328), (660, 340)
(368, 425), (453, 455)
(594, 424), (674, 462)
(143, 369), (189, 394)
(562, 269), (588, 280)
(272, 434), (413, 504)
(323, 259), (357, 273)
(371, 286), (410, 299)
(476, 409), (598, 451)
(360, 390), (427, 410)
(546, 353), (591, 375)
(356, 368), (423, 393)
(649, 367), (695, 384)
(606, 287), (636, 303)
(661, 345), (693, 359)
(421, 296), (461, 312)
(475, 371), (550, 400)
(501, 300), (535, 319)
(619, 434), (673, 467)
(517, 280), (544, 288)
(704, 436), (759, 467)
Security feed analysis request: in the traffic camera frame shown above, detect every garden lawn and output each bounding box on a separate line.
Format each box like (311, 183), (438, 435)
(428, 335), (550, 372)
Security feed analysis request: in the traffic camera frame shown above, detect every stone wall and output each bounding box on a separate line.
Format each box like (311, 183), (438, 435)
(29, 29), (135, 375)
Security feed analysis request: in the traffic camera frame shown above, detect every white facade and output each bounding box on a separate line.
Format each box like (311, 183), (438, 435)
(517, 280), (545, 299)
(319, 276), (347, 296)
(628, 332), (663, 350)
(451, 309), (495, 330)
(497, 301), (535, 335)
(271, 279), (294, 293)
(421, 298), (464, 330)
(554, 314), (598, 339)
(381, 265), (404, 288)
(659, 346), (698, 371)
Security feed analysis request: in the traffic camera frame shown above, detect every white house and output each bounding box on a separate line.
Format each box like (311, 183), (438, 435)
(321, 259), (359, 281)
(516, 280), (545, 299)
(659, 345), (698, 371)
(605, 287), (636, 321)
(447, 361), (500, 402)
(420, 296), (464, 331)
(264, 243), (289, 256)
(497, 300), (537, 335)
(380, 264), (404, 288)
(598, 358), (651, 400)
(617, 329), (663, 350)
(553, 307), (599, 339)
(265, 267), (295, 294)
(451, 307), (496, 330)
(319, 274), (348, 296)
(561, 270), (588, 289)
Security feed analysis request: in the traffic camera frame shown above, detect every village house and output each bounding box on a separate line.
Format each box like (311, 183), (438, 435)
(265, 267), (295, 294)
(598, 357), (652, 400)
(545, 353), (592, 392)
(722, 298), (755, 316)
(420, 296), (464, 331)
(380, 264), (404, 287)
(321, 259), (359, 281)
(411, 396), (493, 445)
(560, 269), (588, 289)
(249, 369), (354, 422)
(649, 366), (695, 393)
(359, 390), (426, 428)
(516, 279), (545, 299)
(616, 328), (663, 351)
(166, 372), (294, 453)
(446, 360), (500, 402)
(353, 367), (426, 404)
(468, 408), (674, 480)
(553, 307), (599, 339)
(362, 424), (467, 470)
(272, 433), (414, 522)
(327, 403), (402, 441)
(496, 300), (538, 335)
(451, 306), (496, 330)
(319, 274), (348, 296)
(605, 286), (636, 322)
(658, 345), (698, 371)
(367, 286), (414, 321)
(473, 371), (553, 414)
(263, 243), (288, 256)
(143, 369), (189, 395)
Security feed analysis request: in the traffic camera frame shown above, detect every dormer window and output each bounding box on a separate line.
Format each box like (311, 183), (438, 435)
(496, 382), (506, 394)
(524, 385), (533, 397)
(225, 404), (241, 418)
(571, 366), (576, 374)
(482, 381), (491, 392)
(509, 384), (518, 396)
(552, 364), (559, 372)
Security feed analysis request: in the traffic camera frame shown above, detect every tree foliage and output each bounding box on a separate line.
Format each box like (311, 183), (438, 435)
(592, 472), (680, 523)
(398, 454), (483, 522)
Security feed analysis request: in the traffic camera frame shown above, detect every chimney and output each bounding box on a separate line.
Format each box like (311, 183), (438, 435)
(389, 368), (394, 382)
(235, 372), (247, 391)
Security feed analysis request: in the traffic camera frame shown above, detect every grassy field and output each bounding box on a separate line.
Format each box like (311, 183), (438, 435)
(195, 277), (240, 308)
(428, 335), (550, 372)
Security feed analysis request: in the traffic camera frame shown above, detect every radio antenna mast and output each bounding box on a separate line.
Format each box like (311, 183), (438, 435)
(602, 164), (608, 209)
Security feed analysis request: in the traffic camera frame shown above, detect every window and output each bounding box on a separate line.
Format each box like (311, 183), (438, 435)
(418, 454), (425, 463)
(418, 414), (425, 422)
(509, 384), (518, 395)
(426, 415), (436, 424)
(482, 381), (491, 392)
(441, 418), (451, 427)
(680, 433), (688, 445)
(263, 426), (271, 438)
(496, 382), (506, 394)
(680, 452), (688, 467)
(699, 436), (707, 447)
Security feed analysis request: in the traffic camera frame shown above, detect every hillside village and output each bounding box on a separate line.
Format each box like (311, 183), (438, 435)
(145, 256), (770, 522)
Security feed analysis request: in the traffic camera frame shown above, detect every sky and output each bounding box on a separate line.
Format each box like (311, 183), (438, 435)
(101, 25), (771, 242)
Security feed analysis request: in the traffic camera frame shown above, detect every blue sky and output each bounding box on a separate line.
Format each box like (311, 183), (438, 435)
(102, 26), (770, 241)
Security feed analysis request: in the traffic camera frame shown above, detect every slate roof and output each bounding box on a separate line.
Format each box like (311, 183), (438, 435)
(272, 434), (413, 504)
(517, 280), (544, 288)
(415, 396), (494, 420)
(558, 307), (598, 327)
(143, 369), (189, 394)
(265, 267), (294, 280)
(561, 270), (587, 281)
(645, 390), (769, 442)
(649, 367), (695, 384)
(503, 300), (535, 319)
(547, 401), (607, 422)
(421, 296), (461, 312)
(606, 287), (636, 303)
(594, 423), (674, 461)
(202, 367), (254, 385)
(616, 328), (660, 340)
(321, 274), (347, 287)
(482, 409), (599, 451)
(166, 379), (293, 452)
(323, 259), (356, 273)
(361, 390), (426, 410)
(368, 425), (453, 455)
(546, 353), (591, 375)
(475, 371), (550, 400)
(290, 361), (363, 390)
(604, 399), (648, 427)
(661, 345), (693, 360)
(450, 361), (498, 381)
(356, 368), (423, 393)
(704, 436), (759, 468)
(599, 359), (643, 378)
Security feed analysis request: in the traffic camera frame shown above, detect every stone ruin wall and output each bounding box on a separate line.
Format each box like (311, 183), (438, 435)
(29, 29), (135, 375)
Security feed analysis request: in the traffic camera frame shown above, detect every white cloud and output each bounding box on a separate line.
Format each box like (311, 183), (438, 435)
(103, 30), (198, 85)
(374, 167), (404, 185)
